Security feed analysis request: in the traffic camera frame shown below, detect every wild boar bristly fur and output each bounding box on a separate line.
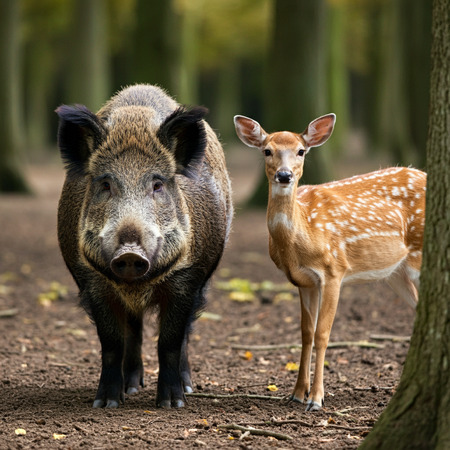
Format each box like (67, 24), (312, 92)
(56, 84), (233, 409)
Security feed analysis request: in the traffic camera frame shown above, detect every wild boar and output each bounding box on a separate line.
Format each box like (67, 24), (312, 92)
(56, 84), (233, 408)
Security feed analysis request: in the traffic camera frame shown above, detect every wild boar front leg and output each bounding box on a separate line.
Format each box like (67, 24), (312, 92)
(123, 313), (144, 395)
(156, 280), (205, 408)
(87, 293), (126, 408)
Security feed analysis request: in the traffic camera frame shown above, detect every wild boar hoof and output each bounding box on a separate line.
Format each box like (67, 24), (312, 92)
(157, 398), (185, 408)
(126, 386), (139, 395)
(92, 399), (120, 408)
(111, 246), (150, 280)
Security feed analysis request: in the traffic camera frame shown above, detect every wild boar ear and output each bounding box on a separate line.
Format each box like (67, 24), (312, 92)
(157, 106), (208, 177)
(55, 105), (105, 178)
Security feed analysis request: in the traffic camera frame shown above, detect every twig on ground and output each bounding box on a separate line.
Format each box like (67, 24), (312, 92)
(353, 386), (395, 391)
(0, 308), (19, 318)
(246, 418), (371, 432)
(230, 340), (384, 351)
(369, 334), (410, 342)
(217, 423), (292, 441)
(186, 392), (284, 401)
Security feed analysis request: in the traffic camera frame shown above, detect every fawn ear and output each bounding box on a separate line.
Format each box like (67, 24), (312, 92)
(234, 115), (267, 148)
(302, 114), (336, 148)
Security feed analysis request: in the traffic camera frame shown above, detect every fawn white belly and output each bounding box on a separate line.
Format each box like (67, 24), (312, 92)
(342, 260), (404, 284)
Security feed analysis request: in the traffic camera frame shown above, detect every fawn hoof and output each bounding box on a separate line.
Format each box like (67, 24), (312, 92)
(305, 399), (323, 412)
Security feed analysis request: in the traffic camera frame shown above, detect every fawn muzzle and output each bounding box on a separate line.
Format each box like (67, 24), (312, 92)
(275, 170), (294, 184)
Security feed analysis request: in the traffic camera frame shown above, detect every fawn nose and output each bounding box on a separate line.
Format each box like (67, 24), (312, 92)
(275, 170), (293, 184)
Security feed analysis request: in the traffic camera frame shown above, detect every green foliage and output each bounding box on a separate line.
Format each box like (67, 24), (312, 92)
(175, 0), (271, 70)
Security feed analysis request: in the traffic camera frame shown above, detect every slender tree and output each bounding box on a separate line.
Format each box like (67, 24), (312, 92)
(64, 0), (109, 111)
(0, 0), (29, 193)
(129, 0), (175, 90)
(248, 0), (330, 207)
(360, 0), (450, 447)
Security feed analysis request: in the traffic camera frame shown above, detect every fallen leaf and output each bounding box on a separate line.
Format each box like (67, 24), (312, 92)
(38, 282), (68, 306)
(0, 272), (18, 283)
(267, 384), (278, 392)
(229, 291), (255, 302)
(274, 292), (294, 303)
(242, 351), (253, 361)
(53, 433), (66, 440)
(0, 285), (13, 295)
(327, 416), (336, 424)
(20, 264), (32, 275)
(258, 356), (270, 366)
(15, 428), (26, 436)
(199, 311), (222, 321)
(337, 357), (349, 364)
(285, 362), (299, 371)
(65, 328), (87, 337)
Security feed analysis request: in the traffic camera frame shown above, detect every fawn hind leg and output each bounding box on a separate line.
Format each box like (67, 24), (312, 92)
(387, 266), (419, 308)
(291, 287), (320, 404)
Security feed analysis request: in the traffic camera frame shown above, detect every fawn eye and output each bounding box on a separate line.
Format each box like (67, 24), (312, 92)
(264, 149), (272, 157)
(153, 180), (163, 193)
(297, 149), (305, 157)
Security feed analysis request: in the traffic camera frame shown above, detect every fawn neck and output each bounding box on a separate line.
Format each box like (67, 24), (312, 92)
(267, 180), (307, 239)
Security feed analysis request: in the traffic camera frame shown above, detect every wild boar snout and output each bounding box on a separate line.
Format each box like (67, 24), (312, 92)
(111, 244), (150, 280)
(99, 217), (162, 282)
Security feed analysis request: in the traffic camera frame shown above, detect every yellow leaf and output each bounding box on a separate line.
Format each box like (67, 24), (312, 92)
(199, 311), (222, 321)
(243, 351), (253, 361)
(285, 362), (299, 371)
(273, 292), (294, 303)
(267, 384), (278, 392)
(53, 433), (66, 440)
(229, 291), (255, 302)
(15, 428), (26, 436)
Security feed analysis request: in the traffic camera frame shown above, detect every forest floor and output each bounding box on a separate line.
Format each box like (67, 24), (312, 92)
(0, 151), (415, 449)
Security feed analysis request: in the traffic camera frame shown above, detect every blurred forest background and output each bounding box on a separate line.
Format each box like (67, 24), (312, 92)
(0, 0), (431, 204)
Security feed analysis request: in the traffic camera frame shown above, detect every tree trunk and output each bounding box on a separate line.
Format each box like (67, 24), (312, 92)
(360, 0), (450, 447)
(0, 0), (29, 193)
(129, 0), (175, 91)
(327, 2), (349, 153)
(177, 1), (203, 105)
(248, 0), (330, 207)
(402, 0), (432, 169)
(65, 0), (109, 111)
(373, 0), (416, 165)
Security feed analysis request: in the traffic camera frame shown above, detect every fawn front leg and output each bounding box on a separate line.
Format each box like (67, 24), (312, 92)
(291, 287), (320, 403)
(306, 278), (341, 411)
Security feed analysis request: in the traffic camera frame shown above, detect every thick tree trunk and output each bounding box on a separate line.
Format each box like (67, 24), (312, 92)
(65, 0), (109, 111)
(360, 0), (450, 448)
(130, 0), (175, 90)
(0, 0), (29, 193)
(248, 0), (330, 207)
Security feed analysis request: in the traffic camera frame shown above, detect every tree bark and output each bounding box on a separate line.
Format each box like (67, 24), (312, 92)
(0, 0), (29, 193)
(248, 0), (331, 207)
(360, 0), (450, 448)
(129, 0), (175, 91)
(65, 0), (109, 111)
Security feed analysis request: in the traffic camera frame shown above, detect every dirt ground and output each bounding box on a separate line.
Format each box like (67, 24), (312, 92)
(0, 154), (415, 449)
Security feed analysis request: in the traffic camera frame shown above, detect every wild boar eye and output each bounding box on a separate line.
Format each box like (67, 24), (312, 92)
(102, 181), (111, 191)
(153, 180), (163, 193)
